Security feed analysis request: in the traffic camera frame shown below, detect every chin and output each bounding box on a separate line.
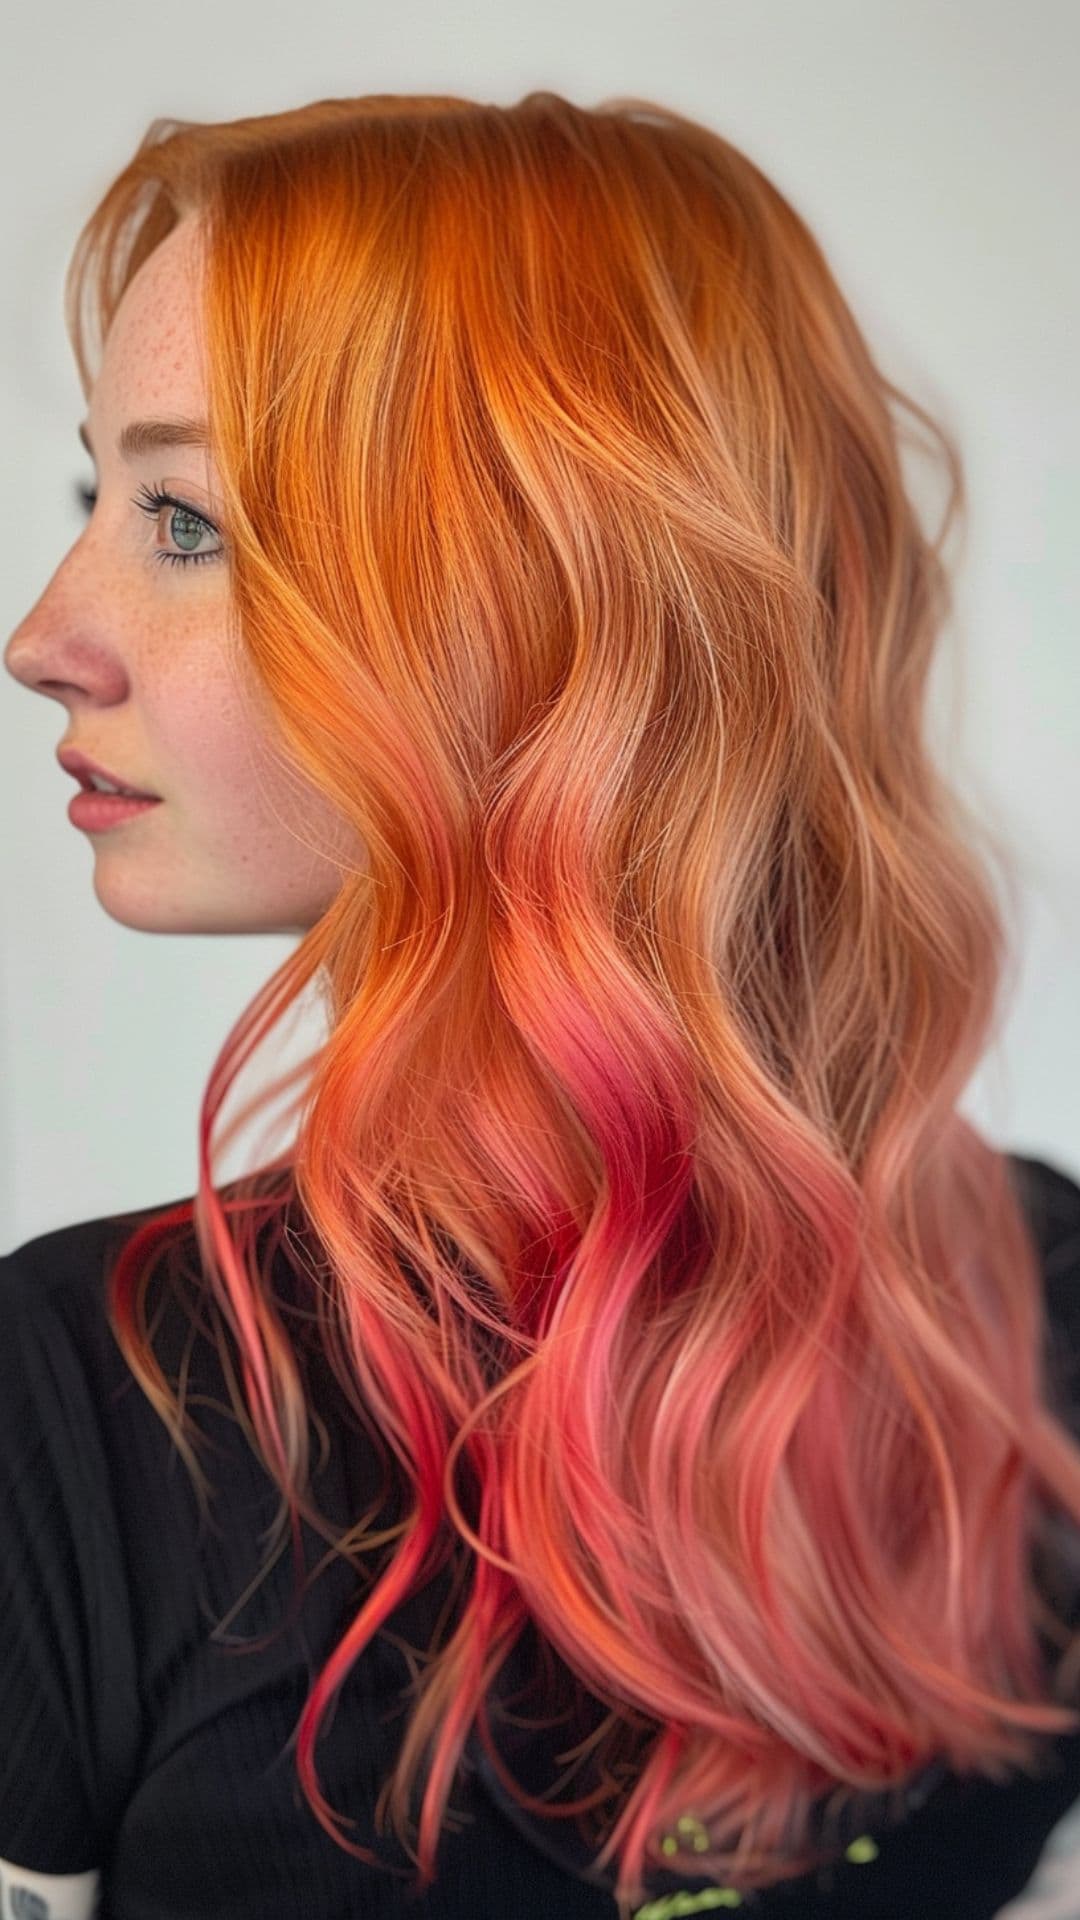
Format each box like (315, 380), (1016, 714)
(90, 879), (316, 936)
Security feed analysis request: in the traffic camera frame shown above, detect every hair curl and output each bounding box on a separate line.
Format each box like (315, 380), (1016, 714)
(65, 89), (1080, 1917)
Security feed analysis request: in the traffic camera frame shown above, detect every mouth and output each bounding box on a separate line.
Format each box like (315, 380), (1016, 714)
(75, 774), (159, 799)
(67, 788), (163, 832)
(57, 746), (160, 800)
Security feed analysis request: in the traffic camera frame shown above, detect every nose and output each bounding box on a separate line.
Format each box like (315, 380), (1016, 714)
(4, 556), (66, 688)
(3, 555), (121, 705)
(4, 612), (77, 698)
(4, 611), (47, 690)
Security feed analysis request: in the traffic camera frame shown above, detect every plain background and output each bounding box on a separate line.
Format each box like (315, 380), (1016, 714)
(1, 0), (1077, 1250)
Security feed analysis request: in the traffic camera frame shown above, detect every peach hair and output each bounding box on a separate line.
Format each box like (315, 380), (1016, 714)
(64, 90), (1080, 1916)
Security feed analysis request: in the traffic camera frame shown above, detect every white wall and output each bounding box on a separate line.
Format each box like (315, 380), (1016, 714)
(2, 0), (1077, 1245)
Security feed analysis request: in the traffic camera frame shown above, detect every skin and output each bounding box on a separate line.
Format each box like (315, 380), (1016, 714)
(3, 215), (364, 936)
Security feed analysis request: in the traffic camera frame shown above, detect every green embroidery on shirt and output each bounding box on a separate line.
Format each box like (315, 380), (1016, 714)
(630, 1889), (743, 1918)
(845, 1833), (879, 1863)
(630, 1825), (883, 1916)
(631, 1822), (884, 1916)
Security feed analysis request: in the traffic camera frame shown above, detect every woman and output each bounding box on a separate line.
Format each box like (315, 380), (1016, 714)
(3, 90), (1080, 1920)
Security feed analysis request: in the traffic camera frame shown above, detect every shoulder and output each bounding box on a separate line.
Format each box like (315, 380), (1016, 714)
(0, 1189), (195, 1289)
(1008, 1151), (1080, 1338)
(0, 1193), (200, 1453)
(0, 1182), (320, 1483)
(0, 1169), (293, 1318)
(1009, 1150), (1080, 1257)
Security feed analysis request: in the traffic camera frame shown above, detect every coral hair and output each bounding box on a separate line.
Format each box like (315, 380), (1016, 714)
(65, 90), (1080, 1916)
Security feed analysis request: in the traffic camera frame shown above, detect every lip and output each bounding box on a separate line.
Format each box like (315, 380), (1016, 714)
(57, 745), (160, 800)
(68, 790), (161, 833)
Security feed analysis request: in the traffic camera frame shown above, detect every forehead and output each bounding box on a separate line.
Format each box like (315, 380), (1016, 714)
(93, 216), (207, 420)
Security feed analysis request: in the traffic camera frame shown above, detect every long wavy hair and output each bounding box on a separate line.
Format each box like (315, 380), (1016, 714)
(64, 90), (1080, 1916)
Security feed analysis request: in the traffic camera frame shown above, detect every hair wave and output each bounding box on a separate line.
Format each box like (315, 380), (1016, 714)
(64, 89), (1080, 1916)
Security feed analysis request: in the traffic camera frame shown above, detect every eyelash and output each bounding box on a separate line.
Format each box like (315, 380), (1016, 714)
(75, 479), (224, 568)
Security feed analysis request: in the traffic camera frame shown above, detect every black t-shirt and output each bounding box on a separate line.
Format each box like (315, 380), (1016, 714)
(2, 1151), (1080, 1919)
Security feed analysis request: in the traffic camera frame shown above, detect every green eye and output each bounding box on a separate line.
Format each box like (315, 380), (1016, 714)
(131, 482), (224, 568)
(74, 477), (225, 569)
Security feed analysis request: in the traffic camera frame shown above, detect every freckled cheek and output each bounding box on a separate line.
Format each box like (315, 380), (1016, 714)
(148, 659), (258, 811)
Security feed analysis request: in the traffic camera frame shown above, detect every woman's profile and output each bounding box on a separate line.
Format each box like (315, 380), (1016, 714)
(3, 89), (1080, 1920)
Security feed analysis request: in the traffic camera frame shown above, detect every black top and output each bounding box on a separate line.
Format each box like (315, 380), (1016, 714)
(2, 1151), (1080, 1920)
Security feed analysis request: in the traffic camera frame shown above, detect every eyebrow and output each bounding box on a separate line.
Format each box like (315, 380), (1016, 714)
(78, 416), (211, 461)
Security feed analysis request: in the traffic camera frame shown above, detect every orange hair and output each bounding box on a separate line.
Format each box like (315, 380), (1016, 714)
(64, 90), (1080, 1916)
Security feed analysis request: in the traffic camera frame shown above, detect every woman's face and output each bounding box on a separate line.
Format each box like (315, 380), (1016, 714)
(3, 215), (364, 935)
